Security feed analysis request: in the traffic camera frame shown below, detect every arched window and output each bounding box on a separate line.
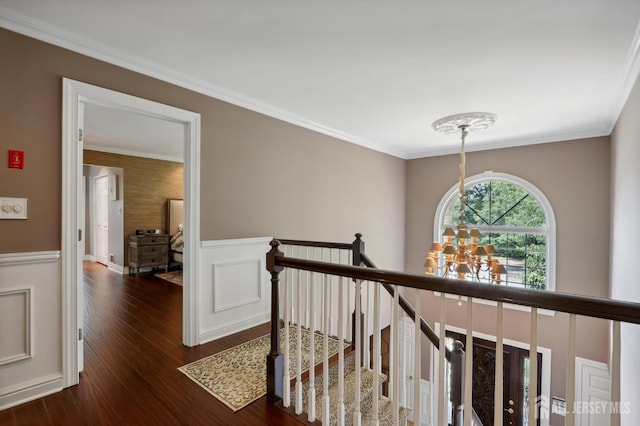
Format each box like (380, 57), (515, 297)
(434, 172), (556, 291)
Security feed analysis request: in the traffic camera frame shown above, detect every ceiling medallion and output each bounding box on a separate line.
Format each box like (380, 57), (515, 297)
(431, 112), (497, 135)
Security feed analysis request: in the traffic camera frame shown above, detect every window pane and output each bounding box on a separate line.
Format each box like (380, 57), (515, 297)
(444, 181), (546, 228)
(441, 178), (549, 290)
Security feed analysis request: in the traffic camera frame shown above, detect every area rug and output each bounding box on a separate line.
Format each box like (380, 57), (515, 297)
(178, 327), (346, 411)
(154, 270), (183, 286)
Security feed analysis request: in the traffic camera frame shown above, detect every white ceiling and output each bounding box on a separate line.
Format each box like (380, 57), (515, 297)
(83, 104), (184, 162)
(2, 1), (640, 159)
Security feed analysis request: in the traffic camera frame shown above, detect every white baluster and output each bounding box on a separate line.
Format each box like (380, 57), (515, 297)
(438, 292), (446, 426)
(392, 285), (400, 425)
(295, 269), (303, 414)
(529, 308), (538, 425)
(363, 281), (370, 371)
(322, 273), (330, 425)
(389, 289), (395, 401)
(414, 288), (421, 425)
(400, 309), (406, 407)
(494, 302), (503, 426)
(328, 250), (334, 337)
(283, 267), (291, 407)
(611, 321), (621, 426)
(302, 247), (311, 328)
(346, 253), (352, 344)
(372, 282), (381, 426)
(464, 298), (473, 426)
(353, 279), (362, 426)
(308, 271), (316, 422)
(337, 276), (346, 426)
(566, 313), (576, 426)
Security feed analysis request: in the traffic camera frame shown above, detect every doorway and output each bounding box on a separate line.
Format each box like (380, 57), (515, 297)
(446, 331), (543, 426)
(61, 78), (202, 388)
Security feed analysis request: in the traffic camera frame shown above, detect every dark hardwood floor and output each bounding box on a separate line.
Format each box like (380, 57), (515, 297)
(1, 262), (301, 426)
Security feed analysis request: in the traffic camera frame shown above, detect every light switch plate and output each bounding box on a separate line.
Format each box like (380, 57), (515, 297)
(0, 197), (28, 219)
(552, 396), (566, 416)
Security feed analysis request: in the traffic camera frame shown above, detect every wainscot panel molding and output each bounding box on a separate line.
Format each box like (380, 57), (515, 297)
(0, 251), (63, 409)
(199, 237), (272, 344)
(0, 288), (32, 366)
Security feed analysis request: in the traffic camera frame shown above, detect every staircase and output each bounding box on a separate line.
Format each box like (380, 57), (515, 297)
(289, 350), (411, 425)
(265, 234), (640, 426)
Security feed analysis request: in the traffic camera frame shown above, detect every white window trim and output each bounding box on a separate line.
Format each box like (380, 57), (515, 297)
(433, 171), (556, 293)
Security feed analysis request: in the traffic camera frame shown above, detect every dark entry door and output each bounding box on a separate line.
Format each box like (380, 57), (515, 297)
(447, 331), (542, 426)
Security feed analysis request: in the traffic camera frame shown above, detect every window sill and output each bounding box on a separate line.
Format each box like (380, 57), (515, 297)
(434, 291), (557, 317)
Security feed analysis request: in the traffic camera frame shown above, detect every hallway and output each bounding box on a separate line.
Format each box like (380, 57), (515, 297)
(0, 263), (300, 425)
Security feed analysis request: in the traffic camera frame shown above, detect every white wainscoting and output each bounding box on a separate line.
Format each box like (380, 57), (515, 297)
(0, 251), (63, 410)
(199, 237), (272, 344)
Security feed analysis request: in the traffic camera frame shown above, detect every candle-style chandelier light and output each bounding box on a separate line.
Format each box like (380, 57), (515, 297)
(424, 112), (507, 283)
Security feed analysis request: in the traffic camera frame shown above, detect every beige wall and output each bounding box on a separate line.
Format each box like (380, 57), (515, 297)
(405, 137), (611, 420)
(0, 28), (406, 268)
(611, 73), (640, 423)
(84, 150), (183, 264)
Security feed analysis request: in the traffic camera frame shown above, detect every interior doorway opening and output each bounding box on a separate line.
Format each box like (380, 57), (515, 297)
(62, 78), (201, 388)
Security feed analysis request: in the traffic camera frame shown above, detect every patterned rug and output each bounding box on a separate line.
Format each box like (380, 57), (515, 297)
(178, 327), (346, 411)
(154, 270), (183, 286)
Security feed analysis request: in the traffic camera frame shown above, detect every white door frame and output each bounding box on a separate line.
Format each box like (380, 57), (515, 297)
(62, 78), (201, 388)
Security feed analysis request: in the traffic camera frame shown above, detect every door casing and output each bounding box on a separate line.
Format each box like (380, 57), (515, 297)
(62, 78), (201, 388)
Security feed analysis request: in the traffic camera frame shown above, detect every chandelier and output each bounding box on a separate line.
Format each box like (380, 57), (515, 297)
(424, 112), (507, 284)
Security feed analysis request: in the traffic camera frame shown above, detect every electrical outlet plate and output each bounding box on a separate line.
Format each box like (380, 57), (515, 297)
(0, 197), (28, 219)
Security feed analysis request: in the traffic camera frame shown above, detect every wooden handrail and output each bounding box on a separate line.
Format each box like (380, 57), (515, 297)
(362, 252), (452, 360)
(272, 245), (640, 324)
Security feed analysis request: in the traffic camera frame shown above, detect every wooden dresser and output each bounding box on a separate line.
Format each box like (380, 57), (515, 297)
(128, 234), (170, 276)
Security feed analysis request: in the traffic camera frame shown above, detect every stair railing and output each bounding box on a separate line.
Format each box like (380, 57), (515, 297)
(268, 233), (482, 426)
(267, 234), (640, 426)
(269, 234), (472, 425)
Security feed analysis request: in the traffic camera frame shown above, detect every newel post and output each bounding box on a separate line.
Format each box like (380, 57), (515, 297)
(266, 239), (284, 404)
(450, 340), (465, 426)
(352, 233), (365, 365)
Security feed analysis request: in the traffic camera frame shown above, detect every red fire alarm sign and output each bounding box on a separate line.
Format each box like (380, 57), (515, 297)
(8, 150), (24, 169)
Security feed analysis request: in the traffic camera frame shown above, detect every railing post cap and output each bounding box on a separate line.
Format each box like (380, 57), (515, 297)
(452, 340), (464, 352)
(355, 233), (362, 240)
(270, 239), (281, 249)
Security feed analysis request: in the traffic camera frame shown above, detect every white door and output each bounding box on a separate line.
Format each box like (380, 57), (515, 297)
(94, 175), (110, 265)
(399, 317), (416, 414)
(576, 357), (611, 426)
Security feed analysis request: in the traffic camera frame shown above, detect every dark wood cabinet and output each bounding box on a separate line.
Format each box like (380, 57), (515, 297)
(128, 234), (169, 276)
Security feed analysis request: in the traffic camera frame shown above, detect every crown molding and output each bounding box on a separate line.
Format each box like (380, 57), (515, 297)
(2, 6), (637, 160)
(405, 127), (611, 160)
(0, 7), (403, 159)
(606, 18), (640, 133)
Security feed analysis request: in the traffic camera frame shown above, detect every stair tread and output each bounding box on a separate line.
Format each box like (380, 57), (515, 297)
(289, 351), (410, 425)
(294, 368), (386, 424)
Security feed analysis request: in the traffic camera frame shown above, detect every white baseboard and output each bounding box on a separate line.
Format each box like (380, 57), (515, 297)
(0, 373), (63, 410)
(199, 312), (270, 344)
(107, 262), (124, 274)
(83, 254), (95, 262)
